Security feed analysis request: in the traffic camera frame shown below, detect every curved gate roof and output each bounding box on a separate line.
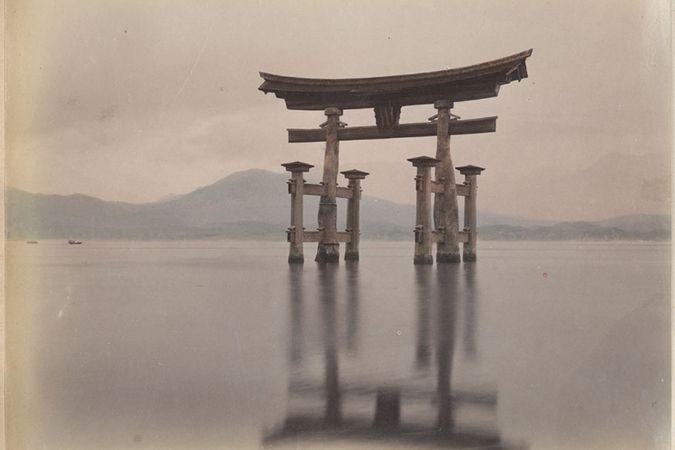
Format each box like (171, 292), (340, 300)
(259, 49), (532, 110)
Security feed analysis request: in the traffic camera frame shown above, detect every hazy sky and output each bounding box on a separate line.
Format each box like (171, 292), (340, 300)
(6, 0), (672, 220)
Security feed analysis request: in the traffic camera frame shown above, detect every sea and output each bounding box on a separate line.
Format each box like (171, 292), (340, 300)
(5, 240), (671, 450)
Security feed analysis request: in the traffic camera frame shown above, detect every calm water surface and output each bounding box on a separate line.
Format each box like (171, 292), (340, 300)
(6, 241), (671, 449)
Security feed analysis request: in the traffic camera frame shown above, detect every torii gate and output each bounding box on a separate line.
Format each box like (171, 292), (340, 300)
(260, 49), (532, 264)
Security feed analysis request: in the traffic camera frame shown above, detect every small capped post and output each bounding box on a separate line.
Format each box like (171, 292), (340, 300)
(341, 169), (369, 262)
(408, 156), (440, 265)
(282, 161), (314, 263)
(456, 165), (485, 262)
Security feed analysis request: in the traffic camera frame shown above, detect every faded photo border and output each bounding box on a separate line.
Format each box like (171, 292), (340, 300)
(3, 1), (673, 449)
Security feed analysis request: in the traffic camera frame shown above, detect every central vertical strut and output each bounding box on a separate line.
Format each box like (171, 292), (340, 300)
(433, 100), (461, 263)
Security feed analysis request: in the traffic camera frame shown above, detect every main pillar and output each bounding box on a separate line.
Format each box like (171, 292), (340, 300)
(408, 156), (439, 265)
(433, 100), (461, 263)
(282, 161), (314, 264)
(316, 107), (342, 263)
(457, 165), (485, 262)
(341, 169), (369, 262)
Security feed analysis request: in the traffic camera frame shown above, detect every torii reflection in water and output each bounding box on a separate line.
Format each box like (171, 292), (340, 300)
(268, 264), (526, 449)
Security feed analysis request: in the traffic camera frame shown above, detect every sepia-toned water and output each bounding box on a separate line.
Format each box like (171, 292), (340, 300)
(6, 241), (671, 449)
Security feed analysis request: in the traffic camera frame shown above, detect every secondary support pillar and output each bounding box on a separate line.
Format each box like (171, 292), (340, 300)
(433, 100), (461, 264)
(316, 107), (343, 263)
(341, 169), (369, 262)
(456, 165), (485, 262)
(408, 156), (440, 265)
(282, 161), (314, 264)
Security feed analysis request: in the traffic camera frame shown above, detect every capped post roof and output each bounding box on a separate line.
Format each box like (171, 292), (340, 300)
(456, 165), (486, 175)
(259, 49), (532, 111)
(281, 161), (314, 172)
(340, 169), (370, 179)
(408, 156), (441, 167)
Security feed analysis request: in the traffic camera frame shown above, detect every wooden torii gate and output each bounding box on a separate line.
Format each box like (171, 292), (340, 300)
(260, 49), (532, 264)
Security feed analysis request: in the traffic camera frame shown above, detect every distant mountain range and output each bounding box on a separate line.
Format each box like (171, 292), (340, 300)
(6, 169), (671, 241)
(488, 151), (672, 221)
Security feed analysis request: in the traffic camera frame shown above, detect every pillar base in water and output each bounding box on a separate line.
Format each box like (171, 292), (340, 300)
(288, 254), (304, 264)
(462, 252), (477, 262)
(436, 253), (461, 264)
(414, 255), (434, 265)
(344, 250), (359, 261)
(315, 244), (340, 263)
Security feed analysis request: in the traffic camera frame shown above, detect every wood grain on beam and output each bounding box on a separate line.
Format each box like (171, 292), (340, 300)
(336, 187), (353, 199)
(288, 117), (497, 143)
(303, 183), (353, 199)
(303, 183), (323, 196)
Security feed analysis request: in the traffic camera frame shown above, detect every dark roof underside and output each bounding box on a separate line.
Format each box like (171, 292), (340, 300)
(259, 49), (532, 110)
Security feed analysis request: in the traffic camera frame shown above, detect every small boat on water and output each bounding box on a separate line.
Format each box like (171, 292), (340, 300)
(26, 240), (39, 244)
(68, 240), (83, 245)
